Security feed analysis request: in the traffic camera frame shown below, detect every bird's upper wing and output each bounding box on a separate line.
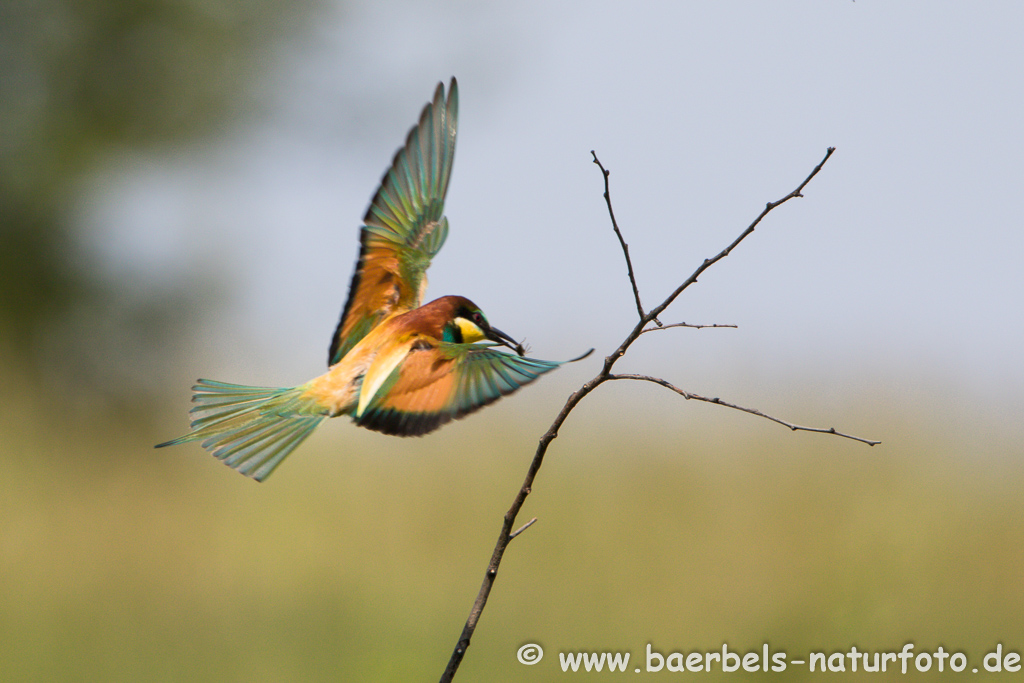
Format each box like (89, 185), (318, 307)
(328, 78), (459, 365)
(353, 342), (564, 436)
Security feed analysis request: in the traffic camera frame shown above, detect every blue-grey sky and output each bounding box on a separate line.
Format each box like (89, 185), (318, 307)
(79, 1), (1023, 422)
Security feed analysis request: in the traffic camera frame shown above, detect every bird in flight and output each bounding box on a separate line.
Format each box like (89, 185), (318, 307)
(157, 78), (587, 481)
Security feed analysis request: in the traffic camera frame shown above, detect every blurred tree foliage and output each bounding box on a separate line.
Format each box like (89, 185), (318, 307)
(0, 0), (317, 386)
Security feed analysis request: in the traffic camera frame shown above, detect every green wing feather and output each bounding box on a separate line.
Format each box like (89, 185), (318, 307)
(328, 78), (459, 365)
(355, 344), (564, 436)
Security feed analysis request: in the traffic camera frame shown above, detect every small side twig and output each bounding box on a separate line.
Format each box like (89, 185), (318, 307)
(509, 517), (538, 540)
(607, 374), (881, 446)
(641, 322), (738, 333)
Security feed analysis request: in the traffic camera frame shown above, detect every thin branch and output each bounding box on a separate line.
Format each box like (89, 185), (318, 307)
(590, 151), (653, 325)
(607, 374), (881, 446)
(645, 147), (836, 328)
(439, 146), (868, 683)
(439, 384), (590, 683)
(592, 147), (837, 381)
(641, 321), (738, 333)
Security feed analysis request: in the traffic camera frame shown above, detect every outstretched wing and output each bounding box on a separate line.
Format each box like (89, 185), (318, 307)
(354, 343), (564, 436)
(328, 78), (459, 365)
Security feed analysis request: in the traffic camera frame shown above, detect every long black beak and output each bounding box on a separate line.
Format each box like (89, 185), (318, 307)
(485, 326), (525, 356)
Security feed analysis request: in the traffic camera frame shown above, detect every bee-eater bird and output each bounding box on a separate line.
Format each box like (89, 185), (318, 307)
(157, 78), (586, 481)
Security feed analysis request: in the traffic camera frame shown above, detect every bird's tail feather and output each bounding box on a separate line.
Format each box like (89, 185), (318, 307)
(156, 379), (326, 482)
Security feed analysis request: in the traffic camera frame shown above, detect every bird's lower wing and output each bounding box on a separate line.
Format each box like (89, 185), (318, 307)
(354, 343), (565, 436)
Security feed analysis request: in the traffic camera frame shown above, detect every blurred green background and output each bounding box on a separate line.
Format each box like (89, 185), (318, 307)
(3, 1), (1023, 681)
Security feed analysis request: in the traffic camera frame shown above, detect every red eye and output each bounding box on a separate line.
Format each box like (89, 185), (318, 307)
(473, 312), (483, 324)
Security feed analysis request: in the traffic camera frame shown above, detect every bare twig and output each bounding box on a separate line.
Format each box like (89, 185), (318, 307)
(607, 374), (881, 446)
(509, 517), (538, 540)
(590, 151), (653, 325)
(642, 147), (836, 333)
(641, 321), (738, 333)
(438, 384), (589, 683)
(439, 146), (872, 683)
